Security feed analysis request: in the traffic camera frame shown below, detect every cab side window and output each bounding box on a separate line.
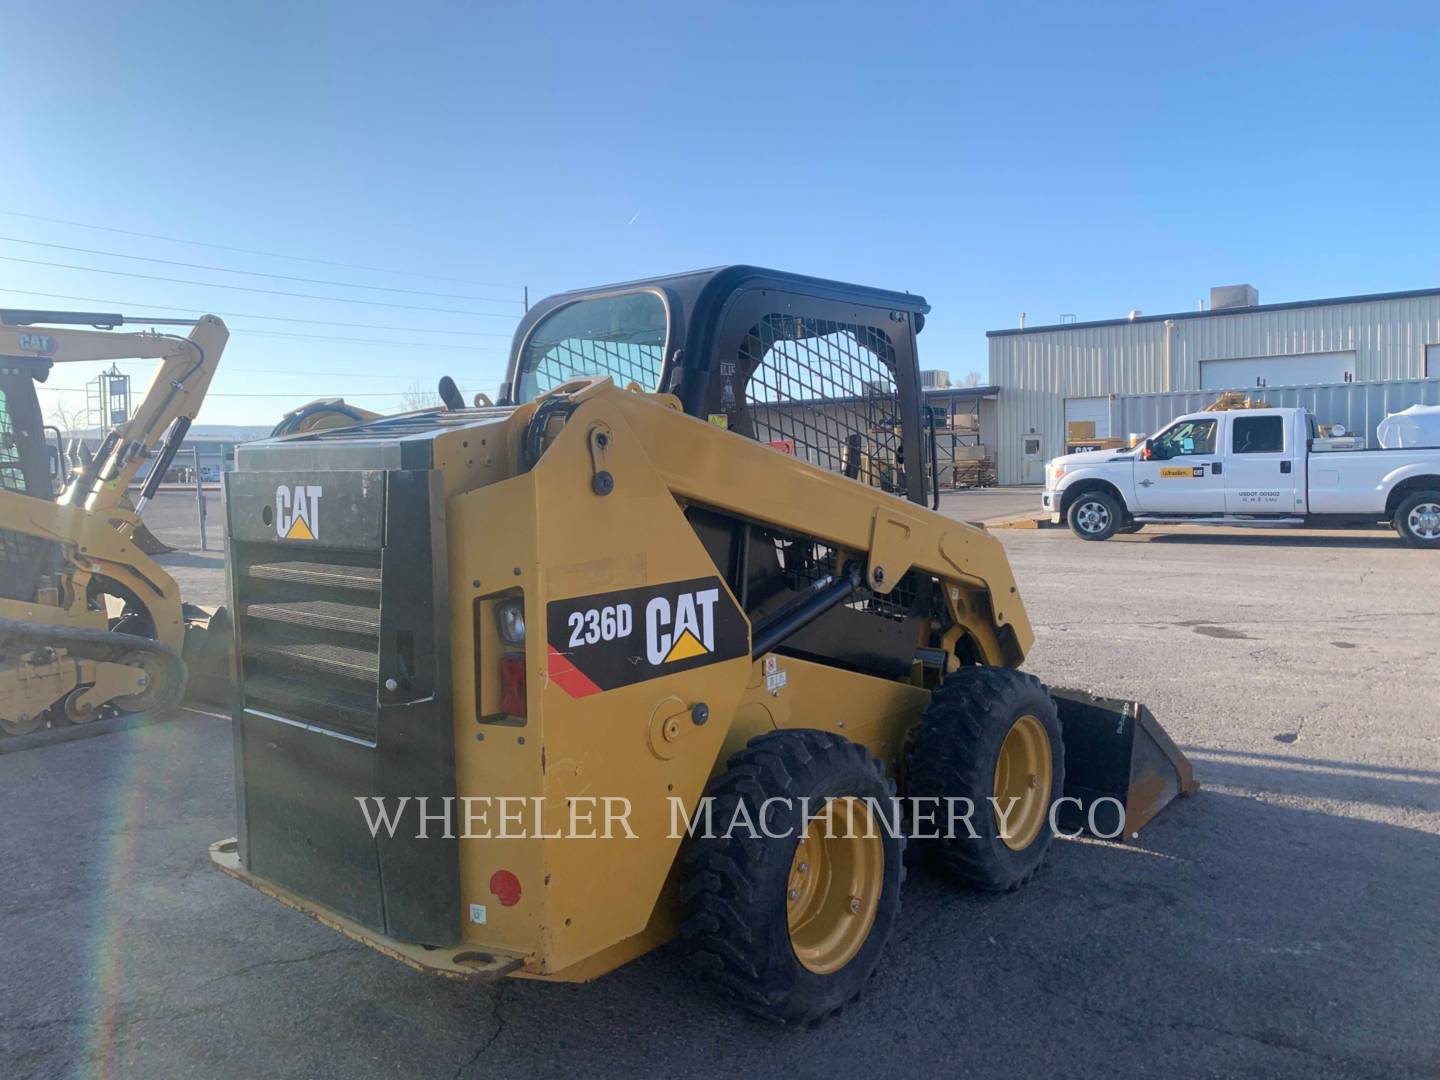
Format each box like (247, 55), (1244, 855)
(1153, 418), (1216, 458)
(1232, 415), (1284, 454)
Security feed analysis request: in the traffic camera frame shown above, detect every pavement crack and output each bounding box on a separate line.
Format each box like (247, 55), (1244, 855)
(198, 944), (360, 988)
(453, 982), (511, 1079)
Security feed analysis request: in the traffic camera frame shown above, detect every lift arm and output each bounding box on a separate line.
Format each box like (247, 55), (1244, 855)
(0, 310), (229, 516)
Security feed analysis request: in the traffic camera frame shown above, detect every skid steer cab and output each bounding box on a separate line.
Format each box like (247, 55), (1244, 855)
(211, 266), (1193, 1025)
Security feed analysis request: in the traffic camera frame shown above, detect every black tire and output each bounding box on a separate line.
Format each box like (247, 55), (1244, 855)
(1393, 490), (1440, 548)
(1066, 490), (1120, 540)
(680, 730), (904, 1026)
(906, 667), (1064, 892)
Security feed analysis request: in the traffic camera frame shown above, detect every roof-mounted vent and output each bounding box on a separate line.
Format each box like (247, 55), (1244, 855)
(1210, 284), (1259, 310)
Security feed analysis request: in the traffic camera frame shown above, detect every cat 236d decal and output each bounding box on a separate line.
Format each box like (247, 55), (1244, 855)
(545, 576), (749, 697)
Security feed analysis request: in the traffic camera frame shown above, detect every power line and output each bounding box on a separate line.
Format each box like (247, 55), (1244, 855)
(0, 253), (519, 318)
(0, 209), (522, 289)
(233, 327), (505, 351)
(0, 287), (512, 336)
(36, 385), (439, 399)
(0, 235), (523, 305)
(215, 365), (505, 381)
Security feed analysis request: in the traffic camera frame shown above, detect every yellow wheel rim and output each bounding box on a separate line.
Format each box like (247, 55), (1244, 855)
(786, 797), (884, 975)
(993, 714), (1053, 851)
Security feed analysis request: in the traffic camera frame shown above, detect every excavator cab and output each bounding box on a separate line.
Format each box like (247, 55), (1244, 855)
(0, 355), (57, 500)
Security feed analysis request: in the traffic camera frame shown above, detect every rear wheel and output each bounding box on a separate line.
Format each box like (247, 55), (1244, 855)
(907, 667), (1064, 891)
(1067, 491), (1120, 540)
(680, 730), (904, 1026)
(1394, 491), (1440, 548)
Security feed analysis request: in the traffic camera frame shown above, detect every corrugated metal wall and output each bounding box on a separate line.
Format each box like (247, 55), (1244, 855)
(1117, 378), (1440, 446)
(989, 293), (1440, 483)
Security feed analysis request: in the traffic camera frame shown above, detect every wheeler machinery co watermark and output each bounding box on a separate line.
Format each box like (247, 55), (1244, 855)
(354, 794), (1130, 841)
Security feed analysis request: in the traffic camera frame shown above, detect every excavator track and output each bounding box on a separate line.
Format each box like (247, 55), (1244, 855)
(0, 616), (188, 739)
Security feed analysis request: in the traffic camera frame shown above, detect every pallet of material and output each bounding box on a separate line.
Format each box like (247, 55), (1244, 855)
(943, 460), (997, 488)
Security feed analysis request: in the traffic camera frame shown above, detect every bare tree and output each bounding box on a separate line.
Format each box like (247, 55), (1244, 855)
(45, 394), (90, 436)
(397, 379), (440, 412)
(961, 370), (983, 388)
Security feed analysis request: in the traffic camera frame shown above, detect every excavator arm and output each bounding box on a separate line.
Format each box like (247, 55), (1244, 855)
(0, 310), (228, 519)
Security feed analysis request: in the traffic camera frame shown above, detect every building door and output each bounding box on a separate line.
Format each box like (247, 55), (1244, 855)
(1064, 397), (1111, 442)
(1200, 351), (1355, 389)
(1020, 435), (1044, 484)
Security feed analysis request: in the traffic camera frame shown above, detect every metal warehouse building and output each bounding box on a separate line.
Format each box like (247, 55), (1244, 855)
(987, 285), (1440, 485)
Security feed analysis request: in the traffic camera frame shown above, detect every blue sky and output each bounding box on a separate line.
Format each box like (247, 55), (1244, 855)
(4, 0), (1438, 426)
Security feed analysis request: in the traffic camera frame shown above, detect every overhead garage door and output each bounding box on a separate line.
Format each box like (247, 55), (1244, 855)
(1201, 351), (1356, 390)
(1064, 396), (1111, 438)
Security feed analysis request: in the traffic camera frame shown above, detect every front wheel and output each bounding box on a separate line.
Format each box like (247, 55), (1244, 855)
(680, 730), (904, 1026)
(1394, 491), (1440, 548)
(907, 667), (1064, 892)
(1067, 491), (1121, 540)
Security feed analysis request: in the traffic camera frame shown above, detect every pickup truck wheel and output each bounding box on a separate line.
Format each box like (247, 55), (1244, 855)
(1394, 491), (1440, 548)
(1067, 492), (1120, 540)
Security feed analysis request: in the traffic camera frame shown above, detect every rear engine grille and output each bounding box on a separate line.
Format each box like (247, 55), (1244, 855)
(246, 599), (381, 636)
(237, 543), (382, 741)
(248, 560), (381, 592)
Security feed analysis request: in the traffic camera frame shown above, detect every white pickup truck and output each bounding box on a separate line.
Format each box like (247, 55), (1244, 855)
(1042, 406), (1440, 547)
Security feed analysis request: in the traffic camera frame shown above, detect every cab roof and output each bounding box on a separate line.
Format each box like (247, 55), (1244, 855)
(503, 265), (929, 398)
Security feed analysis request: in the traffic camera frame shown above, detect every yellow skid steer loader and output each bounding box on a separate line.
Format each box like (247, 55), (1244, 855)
(211, 268), (1193, 1023)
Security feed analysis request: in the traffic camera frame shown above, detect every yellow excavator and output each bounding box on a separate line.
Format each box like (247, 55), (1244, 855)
(0, 309), (228, 735)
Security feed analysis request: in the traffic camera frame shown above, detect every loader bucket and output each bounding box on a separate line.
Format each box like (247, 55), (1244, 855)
(1051, 688), (1198, 840)
(181, 604), (235, 709)
(119, 492), (177, 555)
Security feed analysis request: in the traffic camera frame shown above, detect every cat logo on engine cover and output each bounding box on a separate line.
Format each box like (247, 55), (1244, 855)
(275, 485), (322, 541)
(545, 576), (748, 697)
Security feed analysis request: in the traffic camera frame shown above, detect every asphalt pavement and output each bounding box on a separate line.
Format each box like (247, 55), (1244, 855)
(2, 498), (1436, 1079)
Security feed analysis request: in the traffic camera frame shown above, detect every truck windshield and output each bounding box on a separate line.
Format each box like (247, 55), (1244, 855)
(514, 292), (667, 402)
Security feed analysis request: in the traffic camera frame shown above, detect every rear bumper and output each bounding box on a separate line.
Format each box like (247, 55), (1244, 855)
(208, 839), (524, 981)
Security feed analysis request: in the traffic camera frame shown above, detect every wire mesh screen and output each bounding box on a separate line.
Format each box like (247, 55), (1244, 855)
(525, 337), (664, 397)
(739, 316), (908, 494)
(0, 388), (26, 493)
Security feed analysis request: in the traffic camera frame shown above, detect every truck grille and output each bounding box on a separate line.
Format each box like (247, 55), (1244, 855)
(236, 543), (382, 742)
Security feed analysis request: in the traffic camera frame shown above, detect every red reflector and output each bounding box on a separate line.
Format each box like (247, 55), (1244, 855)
(499, 653), (527, 716)
(490, 869), (522, 907)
